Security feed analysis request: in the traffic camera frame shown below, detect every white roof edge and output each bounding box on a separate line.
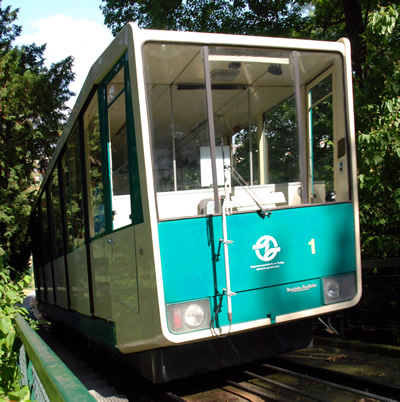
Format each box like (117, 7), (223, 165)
(134, 23), (346, 52)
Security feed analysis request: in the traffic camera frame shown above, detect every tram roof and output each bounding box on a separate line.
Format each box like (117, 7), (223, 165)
(37, 23), (350, 201)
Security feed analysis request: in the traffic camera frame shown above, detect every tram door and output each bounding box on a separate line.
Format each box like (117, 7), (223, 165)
(307, 67), (349, 203)
(89, 56), (140, 319)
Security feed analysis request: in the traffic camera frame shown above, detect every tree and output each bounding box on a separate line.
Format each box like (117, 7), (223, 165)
(100, 0), (394, 80)
(101, 1), (400, 259)
(295, 1), (399, 83)
(355, 4), (400, 258)
(0, 3), (74, 398)
(100, 0), (307, 37)
(0, 3), (75, 276)
(0, 270), (31, 398)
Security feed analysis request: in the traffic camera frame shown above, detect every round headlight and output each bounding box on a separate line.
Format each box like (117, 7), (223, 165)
(184, 304), (205, 327)
(326, 280), (341, 299)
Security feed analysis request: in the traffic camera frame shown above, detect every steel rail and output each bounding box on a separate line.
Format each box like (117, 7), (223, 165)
(263, 362), (398, 402)
(271, 355), (400, 398)
(226, 379), (285, 401)
(244, 370), (329, 402)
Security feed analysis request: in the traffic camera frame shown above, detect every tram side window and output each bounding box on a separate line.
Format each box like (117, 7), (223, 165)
(40, 191), (52, 263)
(62, 126), (85, 249)
(31, 207), (43, 266)
(84, 91), (106, 237)
(107, 67), (130, 196)
(105, 63), (135, 230)
(48, 167), (64, 258)
(33, 202), (48, 302)
(31, 207), (45, 300)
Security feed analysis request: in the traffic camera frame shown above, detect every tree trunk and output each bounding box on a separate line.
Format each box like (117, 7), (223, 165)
(342, 0), (366, 79)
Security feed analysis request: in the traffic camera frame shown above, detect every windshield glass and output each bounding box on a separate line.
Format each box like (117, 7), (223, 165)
(143, 42), (350, 220)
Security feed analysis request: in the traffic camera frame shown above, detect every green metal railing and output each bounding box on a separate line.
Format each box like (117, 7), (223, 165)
(16, 316), (95, 402)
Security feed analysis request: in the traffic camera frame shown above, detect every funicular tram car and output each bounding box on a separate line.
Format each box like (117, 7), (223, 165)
(31, 24), (362, 383)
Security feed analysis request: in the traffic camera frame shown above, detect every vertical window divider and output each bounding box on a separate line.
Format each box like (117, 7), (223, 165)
(203, 46), (220, 214)
(248, 87), (254, 185)
(292, 51), (309, 204)
(168, 85), (178, 192)
(124, 53), (143, 225)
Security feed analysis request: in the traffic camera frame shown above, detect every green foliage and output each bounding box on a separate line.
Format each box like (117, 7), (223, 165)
(101, 1), (400, 260)
(0, 3), (75, 275)
(0, 3), (74, 398)
(0, 3), (21, 50)
(264, 97), (299, 183)
(232, 125), (260, 184)
(100, 0), (307, 37)
(0, 265), (31, 399)
(356, 4), (400, 258)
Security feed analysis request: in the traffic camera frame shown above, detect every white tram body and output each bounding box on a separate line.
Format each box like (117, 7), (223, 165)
(31, 24), (361, 382)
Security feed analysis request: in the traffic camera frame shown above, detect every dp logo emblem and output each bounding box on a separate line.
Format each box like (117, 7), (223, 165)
(252, 235), (281, 262)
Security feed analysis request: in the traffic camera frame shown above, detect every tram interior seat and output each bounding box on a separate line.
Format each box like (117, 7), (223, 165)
(157, 185), (290, 219)
(111, 183), (302, 222)
(156, 182), (304, 220)
(112, 195), (131, 229)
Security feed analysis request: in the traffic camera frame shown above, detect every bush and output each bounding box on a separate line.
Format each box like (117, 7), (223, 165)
(0, 263), (31, 401)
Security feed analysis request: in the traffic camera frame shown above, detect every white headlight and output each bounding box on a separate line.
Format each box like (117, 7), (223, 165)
(184, 304), (205, 327)
(326, 280), (341, 299)
(323, 274), (356, 305)
(166, 299), (211, 334)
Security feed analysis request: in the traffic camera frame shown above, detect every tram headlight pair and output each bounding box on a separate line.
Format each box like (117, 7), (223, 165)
(166, 299), (211, 334)
(323, 273), (356, 305)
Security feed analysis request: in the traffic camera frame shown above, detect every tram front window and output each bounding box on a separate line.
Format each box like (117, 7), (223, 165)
(144, 43), (210, 194)
(143, 43), (350, 220)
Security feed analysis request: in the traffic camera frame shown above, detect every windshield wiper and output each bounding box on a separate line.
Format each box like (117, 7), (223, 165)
(224, 164), (271, 218)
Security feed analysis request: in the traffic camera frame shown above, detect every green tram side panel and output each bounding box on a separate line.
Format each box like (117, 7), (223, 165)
(36, 302), (117, 351)
(158, 203), (357, 325)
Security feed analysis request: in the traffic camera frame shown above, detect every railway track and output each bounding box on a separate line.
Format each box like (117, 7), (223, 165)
(35, 316), (400, 401)
(162, 359), (400, 401)
(269, 356), (400, 401)
(160, 349), (400, 401)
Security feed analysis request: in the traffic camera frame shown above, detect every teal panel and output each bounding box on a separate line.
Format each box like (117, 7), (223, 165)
(217, 278), (322, 326)
(226, 203), (356, 292)
(158, 216), (221, 303)
(158, 203), (357, 322)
